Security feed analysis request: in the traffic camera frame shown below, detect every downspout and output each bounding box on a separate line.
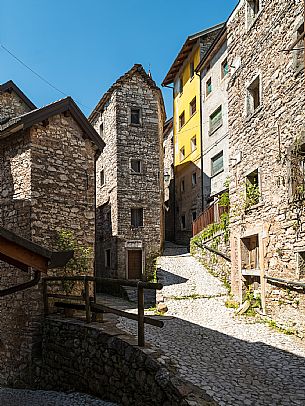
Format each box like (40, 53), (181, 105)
(162, 84), (175, 241)
(195, 71), (205, 213)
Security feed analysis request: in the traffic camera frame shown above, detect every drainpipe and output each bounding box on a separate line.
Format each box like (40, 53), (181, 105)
(195, 71), (205, 213)
(162, 84), (176, 241)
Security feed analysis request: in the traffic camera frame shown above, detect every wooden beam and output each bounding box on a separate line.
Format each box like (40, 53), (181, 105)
(0, 237), (48, 273)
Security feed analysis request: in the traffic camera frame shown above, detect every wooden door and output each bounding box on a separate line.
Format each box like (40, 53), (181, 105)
(128, 250), (142, 279)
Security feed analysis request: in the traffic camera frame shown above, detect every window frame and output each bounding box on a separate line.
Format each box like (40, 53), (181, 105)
(130, 158), (142, 174)
(209, 106), (223, 134)
(221, 58), (229, 79)
(190, 97), (197, 117)
(206, 78), (212, 96)
(105, 249), (111, 268)
(100, 169), (105, 187)
(211, 151), (224, 177)
(180, 146), (185, 162)
(246, 75), (261, 116)
(190, 135), (197, 152)
(191, 172), (197, 187)
(246, 0), (261, 30)
(131, 208), (144, 228)
(130, 107), (141, 126)
(179, 111), (185, 129)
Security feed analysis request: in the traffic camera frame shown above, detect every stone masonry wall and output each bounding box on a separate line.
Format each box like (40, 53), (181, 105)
(39, 318), (216, 406)
(0, 90), (32, 121)
(227, 0), (305, 332)
(0, 112), (97, 386)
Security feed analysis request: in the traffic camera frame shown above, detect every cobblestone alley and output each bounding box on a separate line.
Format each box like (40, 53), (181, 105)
(118, 244), (305, 406)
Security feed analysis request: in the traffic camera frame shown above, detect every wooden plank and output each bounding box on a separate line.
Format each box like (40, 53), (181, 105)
(47, 293), (85, 301)
(138, 286), (145, 347)
(0, 237), (48, 272)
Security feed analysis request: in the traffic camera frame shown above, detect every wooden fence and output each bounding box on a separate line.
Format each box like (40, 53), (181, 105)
(192, 202), (228, 237)
(42, 275), (163, 347)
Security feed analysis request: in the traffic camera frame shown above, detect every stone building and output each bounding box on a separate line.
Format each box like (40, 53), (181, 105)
(163, 117), (175, 241)
(89, 64), (165, 281)
(162, 24), (224, 245)
(227, 0), (305, 331)
(0, 80), (103, 386)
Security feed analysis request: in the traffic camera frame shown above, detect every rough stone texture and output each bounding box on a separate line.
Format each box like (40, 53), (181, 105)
(118, 243), (305, 406)
(91, 66), (165, 280)
(0, 89), (32, 121)
(39, 318), (211, 406)
(0, 92), (96, 387)
(227, 0), (305, 332)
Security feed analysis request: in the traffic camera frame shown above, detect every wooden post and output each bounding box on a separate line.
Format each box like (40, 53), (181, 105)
(137, 285), (145, 347)
(42, 278), (49, 316)
(84, 276), (91, 323)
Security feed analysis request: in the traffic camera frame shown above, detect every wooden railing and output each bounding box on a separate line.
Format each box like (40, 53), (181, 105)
(42, 275), (163, 347)
(192, 202), (228, 237)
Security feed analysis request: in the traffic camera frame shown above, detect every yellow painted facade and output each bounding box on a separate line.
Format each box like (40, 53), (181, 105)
(173, 46), (201, 169)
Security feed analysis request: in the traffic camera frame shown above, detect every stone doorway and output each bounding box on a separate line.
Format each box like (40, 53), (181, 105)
(127, 250), (142, 279)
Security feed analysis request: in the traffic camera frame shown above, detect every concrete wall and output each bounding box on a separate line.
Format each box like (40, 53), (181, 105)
(227, 0), (305, 333)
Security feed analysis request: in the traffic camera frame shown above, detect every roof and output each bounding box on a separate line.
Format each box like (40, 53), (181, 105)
(0, 96), (105, 151)
(162, 23), (225, 86)
(196, 25), (227, 73)
(89, 64), (166, 123)
(0, 80), (36, 110)
(0, 225), (73, 273)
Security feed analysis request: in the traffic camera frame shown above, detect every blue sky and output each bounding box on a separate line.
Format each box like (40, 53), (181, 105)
(1, 0), (237, 118)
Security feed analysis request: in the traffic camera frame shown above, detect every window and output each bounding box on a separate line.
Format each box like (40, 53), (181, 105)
(190, 97), (196, 116)
(105, 249), (111, 268)
(192, 211), (197, 221)
(190, 61), (195, 79)
(180, 146), (185, 162)
(245, 169), (260, 208)
(247, 0), (260, 28)
(192, 172), (197, 187)
(293, 22), (305, 72)
(190, 135), (197, 152)
(289, 142), (305, 200)
(181, 215), (186, 230)
(206, 78), (212, 96)
(179, 111), (185, 129)
(209, 106), (223, 134)
(247, 76), (261, 115)
(241, 234), (259, 271)
(131, 208), (143, 228)
(131, 108), (140, 125)
(180, 179), (185, 193)
(100, 169), (105, 186)
(221, 58), (229, 78)
(179, 77), (183, 94)
(99, 123), (103, 137)
(211, 151), (224, 176)
(130, 159), (142, 174)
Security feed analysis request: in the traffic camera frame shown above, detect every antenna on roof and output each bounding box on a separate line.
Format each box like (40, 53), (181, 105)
(148, 64), (152, 78)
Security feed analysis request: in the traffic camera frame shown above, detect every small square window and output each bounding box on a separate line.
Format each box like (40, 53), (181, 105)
(181, 215), (186, 230)
(131, 108), (140, 125)
(247, 76), (261, 115)
(190, 61), (195, 79)
(192, 172), (197, 187)
(247, 0), (260, 28)
(221, 58), (229, 78)
(206, 78), (212, 96)
(245, 169), (260, 208)
(131, 208), (143, 228)
(130, 159), (142, 174)
(209, 106), (223, 134)
(190, 97), (196, 116)
(191, 135), (197, 152)
(180, 146), (185, 162)
(211, 152), (224, 176)
(105, 249), (111, 268)
(100, 169), (105, 186)
(179, 111), (185, 129)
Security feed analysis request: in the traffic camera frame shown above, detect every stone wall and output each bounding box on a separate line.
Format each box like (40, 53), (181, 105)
(0, 89), (32, 121)
(92, 67), (164, 280)
(39, 317), (216, 406)
(0, 111), (97, 386)
(227, 0), (305, 331)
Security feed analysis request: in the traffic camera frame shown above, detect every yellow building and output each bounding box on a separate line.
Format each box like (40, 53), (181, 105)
(162, 24), (224, 244)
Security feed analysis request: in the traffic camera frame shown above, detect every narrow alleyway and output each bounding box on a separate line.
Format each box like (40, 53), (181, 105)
(118, 243), (305, 406)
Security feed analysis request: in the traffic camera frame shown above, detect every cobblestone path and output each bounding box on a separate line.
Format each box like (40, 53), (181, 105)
(118, 243), (305, 406)
(0, 389), (118, 406)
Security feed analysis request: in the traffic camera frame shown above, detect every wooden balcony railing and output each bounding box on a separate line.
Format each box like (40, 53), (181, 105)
(192, 202), (228, 237)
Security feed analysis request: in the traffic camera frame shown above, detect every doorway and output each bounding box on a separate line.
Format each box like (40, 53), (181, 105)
(127, 250), (142, 279)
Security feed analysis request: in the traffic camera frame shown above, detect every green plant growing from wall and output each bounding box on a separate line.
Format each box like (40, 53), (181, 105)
(145, 252), (159, 282)
(245, 180), (260, 209)
(55, 230), (92, 294)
